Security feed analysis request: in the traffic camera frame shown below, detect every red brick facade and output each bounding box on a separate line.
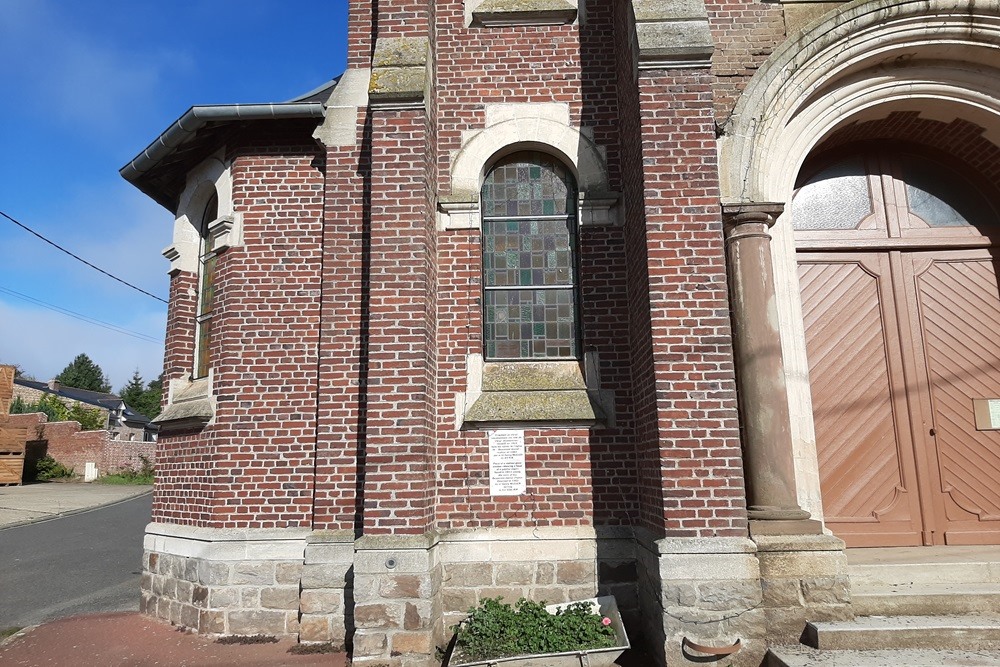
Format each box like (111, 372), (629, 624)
(125, 0), (1000, 662)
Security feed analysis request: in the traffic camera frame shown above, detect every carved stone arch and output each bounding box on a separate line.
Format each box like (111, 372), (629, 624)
(718, 0), (1000, 522)
(166, 152), (240, 274)
(441, 115), (618, 229)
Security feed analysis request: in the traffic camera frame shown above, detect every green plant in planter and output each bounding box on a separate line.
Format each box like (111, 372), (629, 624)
(454, 597), (618, 662)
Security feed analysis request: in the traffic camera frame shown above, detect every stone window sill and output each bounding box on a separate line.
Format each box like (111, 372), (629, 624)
(152, 376), (214, 435)
(458, 356), (615, 429)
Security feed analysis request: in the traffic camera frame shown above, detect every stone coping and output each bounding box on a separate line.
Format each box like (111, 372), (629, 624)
(753, 533), (846, 553)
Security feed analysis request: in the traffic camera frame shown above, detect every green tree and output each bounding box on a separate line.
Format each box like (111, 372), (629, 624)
(119, 371), (163, 420)
(119, 370), (146, 409)
(55, 354), (111, 393)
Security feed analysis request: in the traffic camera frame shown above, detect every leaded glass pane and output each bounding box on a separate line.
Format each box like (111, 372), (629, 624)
(484, 289), (577, 359)
(482, 152), (575, 218)
(902, 159), (980, 228)
(199, 254), (217, 317)
(196, 317), (212, 379)
(792, 157), (872, 230)
(482, 219), (574, 287)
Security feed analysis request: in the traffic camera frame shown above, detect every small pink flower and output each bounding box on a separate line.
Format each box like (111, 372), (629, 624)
(601, 617), (612, 626)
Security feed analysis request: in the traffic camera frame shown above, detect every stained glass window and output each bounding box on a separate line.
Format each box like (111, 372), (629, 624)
(482, 152), (579, 360)
(195, 192), (218, 379)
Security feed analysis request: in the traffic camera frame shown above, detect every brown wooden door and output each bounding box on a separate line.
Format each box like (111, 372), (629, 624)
(794, 150), (1000, 547)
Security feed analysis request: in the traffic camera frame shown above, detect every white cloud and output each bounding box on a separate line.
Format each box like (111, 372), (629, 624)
(0, 298), (166, 391)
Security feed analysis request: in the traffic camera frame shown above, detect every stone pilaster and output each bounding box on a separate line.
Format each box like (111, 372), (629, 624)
(299, 531), (355, 645)
(352, 535), (440, 667)
(755, 534), (853, 643)
(637, 533), (766, 667)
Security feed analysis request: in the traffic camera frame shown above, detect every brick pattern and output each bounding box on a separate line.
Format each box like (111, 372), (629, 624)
(5, 412), (154, 475)
(634, 69), (747, 538)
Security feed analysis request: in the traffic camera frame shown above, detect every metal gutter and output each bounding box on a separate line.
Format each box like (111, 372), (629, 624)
(119, 102), (326, 185)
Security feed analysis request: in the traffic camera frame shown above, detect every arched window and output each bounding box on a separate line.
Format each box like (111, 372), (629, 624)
(195, 192), (219, 378)
(481, 152), (579, 360)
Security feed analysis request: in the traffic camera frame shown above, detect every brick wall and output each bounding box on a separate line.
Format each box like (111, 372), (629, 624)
(6, 412), (154, 475)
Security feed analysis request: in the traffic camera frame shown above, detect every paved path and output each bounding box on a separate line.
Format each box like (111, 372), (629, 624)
(0, 492), (152, 628)
(0, 481), (151, 529)
(0, 612), (347, 666)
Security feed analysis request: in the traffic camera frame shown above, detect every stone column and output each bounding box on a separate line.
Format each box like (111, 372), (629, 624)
(723, 204), (817, 534)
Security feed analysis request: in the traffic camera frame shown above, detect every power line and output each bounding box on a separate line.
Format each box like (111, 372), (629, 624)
(0, 209), (168, 304)
(0, 285), (163, 345)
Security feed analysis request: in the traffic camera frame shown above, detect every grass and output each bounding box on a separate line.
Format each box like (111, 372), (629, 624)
(96, 471), (154, 485)
(1, 627), (22, 640)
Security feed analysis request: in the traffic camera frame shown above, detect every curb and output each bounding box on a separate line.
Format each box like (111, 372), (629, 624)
(0, 624), (38, 647)
(0, 487), (152, 531)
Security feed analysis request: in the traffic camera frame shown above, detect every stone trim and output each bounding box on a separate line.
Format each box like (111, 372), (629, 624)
(457, 352), (616, 429)
(632, 0), (714, 69)
(167, 151), (237, 276)
(153, 374), (214, 434)
(314, 68), (371, 148)
(470, 0), (578, 27)
(369, 37), (430, 106)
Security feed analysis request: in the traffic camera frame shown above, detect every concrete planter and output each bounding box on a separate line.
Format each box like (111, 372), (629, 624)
(447, 596), (630, 667)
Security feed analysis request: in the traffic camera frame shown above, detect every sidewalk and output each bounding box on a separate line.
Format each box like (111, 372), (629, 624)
(0, 481), (151, 529)
(0, 613), (348, 666)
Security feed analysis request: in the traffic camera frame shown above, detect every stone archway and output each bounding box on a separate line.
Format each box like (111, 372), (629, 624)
(718, 0), (1000, 525)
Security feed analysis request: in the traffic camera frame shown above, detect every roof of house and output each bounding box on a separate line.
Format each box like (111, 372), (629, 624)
(13, 378), (151, 426)
(120, 77), (339, 212)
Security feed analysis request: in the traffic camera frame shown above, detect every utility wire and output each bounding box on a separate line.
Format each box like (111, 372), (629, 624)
(0, 285), (163, 344)
(0, 209), (168, 304)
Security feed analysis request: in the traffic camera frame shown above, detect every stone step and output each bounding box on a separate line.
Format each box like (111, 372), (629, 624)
(805, 615), (1000, 651)
(852, 583), (1000, 616)
(767, 645), (1000, 666)
(847, 547), (1000, 588)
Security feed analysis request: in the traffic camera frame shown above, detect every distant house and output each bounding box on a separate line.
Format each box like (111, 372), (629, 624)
(12, 378), (157, 442)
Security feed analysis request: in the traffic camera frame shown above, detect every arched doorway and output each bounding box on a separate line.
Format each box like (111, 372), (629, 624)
(791, 147), (1000, 547)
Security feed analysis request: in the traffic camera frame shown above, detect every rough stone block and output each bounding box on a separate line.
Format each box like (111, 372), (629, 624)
(210, 588), (238, 608)
(199, 561), (231, 586)
(176, 580), (194, 604)
(276, 562), (304, 585)
(404, 602), (427, 630)
(392, 631), (432, 655)
(443, 563), (492, 587)
(478, 587), (526, 603)
(496, 563), (533, 586)
(284, 610), (300, 635)
(379, 574), (426, 599)
(184, 558), (199, 583)
(801, 576), (850, 605)
(199, 609), (226, 634)
(301, 563), (349, 588)
(663, 583), (698, 606)
(532, 586), (569, 604)
(261, 586), (299, 610)
(355, 603), (398, 629)
(442, 588), (477, 614)
(228, 609), (288, 635)
(147, 552), (158, 573)
(241, 588), (260, 607)
(232, 562), (276, 586)
(299, 615), (332, 643)
(301, 589), (342, 614)
(180, 603), (200, 629)
(761, 578), (802, 607)
(696, 580), (761, 612)
(557, 561), (595, 585)
(535, 562), (555, 585)
(353, 630), (388, 657)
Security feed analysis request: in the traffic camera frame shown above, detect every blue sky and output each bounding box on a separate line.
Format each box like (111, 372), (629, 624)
(0, 0), (349, 390)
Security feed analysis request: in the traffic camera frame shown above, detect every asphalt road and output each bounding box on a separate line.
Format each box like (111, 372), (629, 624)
(0, 493), (152, 629)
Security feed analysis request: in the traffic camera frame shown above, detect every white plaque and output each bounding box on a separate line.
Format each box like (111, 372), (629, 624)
(991, 399), (1000, 429)
(488, 430), (526, 496)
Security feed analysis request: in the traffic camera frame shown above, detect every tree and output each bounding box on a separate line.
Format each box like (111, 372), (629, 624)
(55, 354), (111, 393)
(119, 370), (146, 408)
(119, 370), (163, 420)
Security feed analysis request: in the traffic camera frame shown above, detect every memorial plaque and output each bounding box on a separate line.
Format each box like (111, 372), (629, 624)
(973, 398), (1000, 431)
(488, 429), (526, 496)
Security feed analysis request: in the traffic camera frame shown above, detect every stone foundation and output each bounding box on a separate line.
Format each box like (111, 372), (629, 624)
(637, 532), (767, 667)
(753, 533), (853, 642)
(142, 524), (855, 665)
(141, 523), (308, 636)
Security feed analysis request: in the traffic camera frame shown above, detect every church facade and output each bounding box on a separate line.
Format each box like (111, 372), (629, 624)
(123, 0), (1000, 664)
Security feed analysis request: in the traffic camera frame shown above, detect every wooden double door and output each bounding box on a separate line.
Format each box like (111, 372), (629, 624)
(794, 151), (1000, 547)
